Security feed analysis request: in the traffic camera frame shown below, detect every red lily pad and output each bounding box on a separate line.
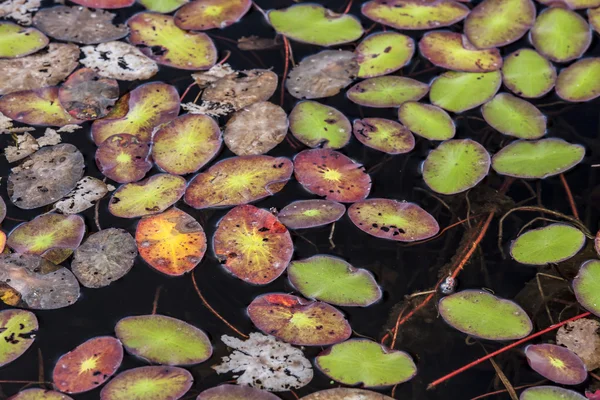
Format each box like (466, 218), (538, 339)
(525, 344), (587, 385)
(8, 389), (73, 400)
(352, 118), (415, 154)
(278, 199), (345, 229)
(184, 156), (293, 209)
(288, 101), (351, 149)
(247, 293), (351, 346)
(174, 0), (251, 31)
(0, 87), (82, 127)
(58, 68), (119, 120)
(96, 134), (152, 183)
(100, 366), (193, 400)
(347, 76), (429, 108)
(53, 336), (123, 394)
(213, 205), (293, 285)
(0, 309), (37, 367)
(293, 149), (371, 203)
(0, 22), (49, 59)
(70, 0), (135, 9)
(197, 385), (279, 400)
(361, 0), (469, 30)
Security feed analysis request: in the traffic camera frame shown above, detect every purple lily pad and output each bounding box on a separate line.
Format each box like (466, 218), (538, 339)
(58, 67), (119, 120)
(278, 199), (345, 229)
(525, 343), (587, 385)
(95, 134), (152, 184)
(100, 366), (193, 400)
(0, 87), (82, 127)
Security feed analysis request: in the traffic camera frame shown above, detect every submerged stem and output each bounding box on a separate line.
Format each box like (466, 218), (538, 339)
(559, 174), (580, 220)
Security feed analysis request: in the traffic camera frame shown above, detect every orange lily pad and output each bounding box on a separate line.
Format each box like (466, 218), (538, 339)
(347, 76), (428, 108)
(95, 134), (153, 183)
(247, 293), (352, 346)
(352, 118), (415, 154)
(53, 336), (123, 394)
(70, 0), (134, 8)
(361, 0), (469, 30)
(278, 199), (345, 229)
(8, 388), (73, 400)
(174, 0), (251, 31)
(0, 309), (38, 368)
(100, 366), (193, 400)
(0, 87), (82, 127)
(58, 68), (119, 120)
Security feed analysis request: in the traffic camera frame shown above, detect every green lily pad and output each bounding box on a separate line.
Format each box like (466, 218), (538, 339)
(539, 0), (600, 7)
(361, 0), (469, 30)
(115, 314), (212, 365)
(247, 293), (351, 346)
(491, 139), (585, 179)
(530, 8), (591, 63)
(108, 174), (186, 218)
(0, 22), (48, 59)
(288, 101), (351, 149)
(288, 255), (381, 307)
(315, 339), (417, 387)
(520, 386), (586, 400)
(397, 102), (455, 140)
(510, 224), (585, 265)
(430, 71), (502, 113)
(197, 385), (280, 400)
(573, 260), (600, 317)
(100, 366), (193, 400)
(140, 0), (188, 13)
(8, 388), (73, 400)
(184, 156), (293, 209)
(278, 199), (345, 229)
(481, 93), (546, 139)
(525, 343), (587, 385)
(439, 290), (532, 340)
(347, 76), (429, 108)
(174, 0), (250, 30)
(70, 0), (134, 8)
(95, 134), (153, 183)
(127, 13), (217, 70)
(0, 87), (82, 127)
(556, 58), (600, 102)
(300, 389), (394, 400)
(293, 149), (371, 203)
(502, 49), (557, 98)
(0, 309), (37, 367)
(352, 118), (415, 154)
(213, 205), (293, 285)
(419, 32), (502, 72)
(464, 0), (535, 49)
(422, 139), (490, 195)
(348, 198), (439, 242)
(268, 4), (363, 46)
(355, 32), (415, 78)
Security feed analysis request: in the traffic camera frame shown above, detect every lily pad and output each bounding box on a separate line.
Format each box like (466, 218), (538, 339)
(361, 0), (469, 30)
(115, 314), (212, 365)
(315, 339), (417, 387)
(520, 386), (586, 400)
(213, 205), (293, 285)
(355, 32), (415, 78)
(530, 8), (591, 63)
(397, 102), (455, 140)
(58, 68), (119, 120)
(100, 366), (193, 400)
(590, 7), (600, 33)
(96, 134), (152, 183)
(278, 199), (345, 229)
(268, 4), (363, 46)
(81, 41), (159, 81)
(481, 93), (546, 139)
(430, 71), (502, 113)
(0, 87), (82, 127)
(0, 22), (48, 59)
(0, 309), (37, 367)
(53, 336), (123, 394)
(174, 0), (250, 30)
(109, 174), (186, 219)
(70, 0), (134, 8)
(289, 101), (351, 149)
(510, 224), (585, 265)
(347, 76), (428, 108)
(419, 31), (502, 72)
(293, 149), (371, 203)
(0, 197), (5, 224)
(556, 58), (600, 102)
(573, 260), (600, 317)
(422, 139), (490, 195)
(352, 118), (415, 154)
(301, 389), (393, 400)
(127, 13), (217, 70)
(525, 344), (587, 385)
(539, 0), (600, 7)
(153, 114), (222, 175)
(247, 293), (351, 346)
(184, 156), (293, 209)
(491, 139), (585, 179)
(53, 176), (110, 215)
(348, 198), (439, 242)
(439, 290), (532, 340)
(288, 255), (381, 307)
(140, 0), (188, 13)
(8, 389), (73, 400)
(71, 228), (137, 288)
(200, 69), (278, 111)
(502, 49), (557, 98)
(197, 385), (279, 400)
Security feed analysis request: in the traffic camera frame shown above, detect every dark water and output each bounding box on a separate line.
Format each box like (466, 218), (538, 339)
(1, 0), (600, 399)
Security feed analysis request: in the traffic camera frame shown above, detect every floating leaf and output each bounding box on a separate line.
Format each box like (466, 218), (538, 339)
(127, 13), (217, 70)
(430, 71), (501, 113)
(53, 176), (109, 215)
(352, 118), (415, 154)
(573, 260), (600, 317)
(0, 197), (5, 224)
(184, 156), (293, 209)
(0, 87), (82, 127)
(289, 101), (351, 149)
(116, 314), (212, 365)
(213, 205), (293, 285)
(510, 224), (585, 265)
(315, 339), (417, 387)
(481, 93), (546, 139)
(538, 0), (600, 7)
(268, 4), (363, 46)
(70, 0), (134, 8)
(174, 0), (250, 30)
(556, 58), (600, 103)
(278, 199), (345, 229)
(590, 7), (600, 33)
(293, 149), (371, 203)
(491, 139), (585, 179)
(347, 76), (428, 108)
(355, 32), (414, 78)
(525, 344), (587, 385)
(248, 293), (351, 346)
(8, 389), (73, 400)
(140, 0), (188, 13)
(301, 389), (394, 400)
(502, 49), (556, 99)
(96, 135), (152, 183)
(361, 0), (469, 30)
(100, 366), (193, 400)
(0, 309), (37, 367)
(520, 386), (586, 400)
(0, 22), (48, 59)
(58, 68), (119, 120)
(197, 385), (279, 400)
(397, 102), (455, 140)
(439, 290), (532, 340)
(81, 41), (159, 81)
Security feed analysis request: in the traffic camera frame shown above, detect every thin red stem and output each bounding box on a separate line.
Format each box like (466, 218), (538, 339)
(218, 50), (231, 65)
(342, 0), (353, 14)
(281, 36), (290, 107)
(152, 286), (162, 315)
(180, 82), (197, 102)
(559, 174), (579, 220)
(450, 213), (494, 280)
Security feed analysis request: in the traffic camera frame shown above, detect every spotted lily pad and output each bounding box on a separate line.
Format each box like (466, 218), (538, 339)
(439, 290), (532, 340)
(294, 149), (371, 203)
(109, 174), (186, 219)
(556, 58), (600, 102)
(100, 366), (193, 400)
(520, 386), (586, 400)
(525, 344), (587, 385)
(278, 199), (345, 229)
(352, 118), (415, 154)
(8, 389), (73, 400)
(213, 205), (293, 285)
(248, 293), (351, 346)
(53, 176), (110, 215)
(361, 0), (469, 30)
(347, 76), (428, 108)
(268, 4), (363, 46)
(184, 156), (293, 209)
(115, 314), (212, 365)
(502, 49), (556, 98)
(573, 260), (600, 317)
(140, 0), (188, 13)
(0, 22), (48, 59)
(58, 68), (119, 120)
(355, 32), (415, 78)
(200, 69), (278, 111)
(81, 41), (159, 81)
(0, 309), (37, 367)
(70, 0), (134, 8)
(197, 385), (280, 400)
(96, 134), (152, 183)
(430, 71), (501, 113)
(510, 224), (585, 265)
(397, 102), (455, 140)
(481, 93), (546, 139)
(174, 0), (250, 30)
(491, 139), (585, 179)
(315, 339), (417, 387)
(153, 114), (222, 174)
(289, 101), (351, 149)
(127, 13), (217, 70)
(0, 87), (82, 127)
(301, 389), (393, 400)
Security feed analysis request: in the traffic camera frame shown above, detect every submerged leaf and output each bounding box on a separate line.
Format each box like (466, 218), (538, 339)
(355, 32), (414, 78)
(525, 344), (587, 385)
(347, 76), (428, 108)
(397, 102), (455, 140)
(0, 22), (48, 58)
(481, 93), (546, 139)
(81, 41), (159, 81)
(557, 319), (600, 371)
(289, 101), (351, 149)
(556, 58), (600, 102)
(58, 68), (119, 120)
(510, 224), (585, 265)
(0, 87), (82, 127)
(96, 134), (152, 184)
(361, 0), (469, 30)
(0, 309), (37, 367)
(278, 199), (345, 229)
(100, 366), (193, 400)
(197, 385), (279, 400)
(174, 0), (250, 30)
(430, 71), (501, 113)
(352, 118), (415, 154)
(573, 260), (600, 318)
(520, 386), (586, 400)
(502, 49), (556, 98)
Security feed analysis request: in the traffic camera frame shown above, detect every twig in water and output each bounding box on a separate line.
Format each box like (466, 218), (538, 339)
(281, 36), (291, 106)
(94, 198), (101, 231)
(37, 348), (46, 389)
(402, 214), (485, 247)
(469, 381), (546, 400)
(341, 0), (353, 14)
(415, 187), (452, 213)
(329, 222), (336, 249)
(559, 174), (580, 220)
(482, 344), (518, 400)
(152, 286), (162, 315)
